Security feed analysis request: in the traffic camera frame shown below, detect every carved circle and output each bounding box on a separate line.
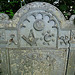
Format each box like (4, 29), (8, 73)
(33, 20), (45, 31)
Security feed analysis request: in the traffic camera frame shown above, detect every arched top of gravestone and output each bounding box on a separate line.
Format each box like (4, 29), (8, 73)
(15, 2), (69, 47)
(12, 2), (66, 28)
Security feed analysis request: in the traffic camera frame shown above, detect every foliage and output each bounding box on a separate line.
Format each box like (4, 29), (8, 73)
(0, 0), (75, 19)
(0, 1), (21, 18)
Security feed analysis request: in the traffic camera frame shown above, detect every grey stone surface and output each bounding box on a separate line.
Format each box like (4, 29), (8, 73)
(9, 49), (67, 75)
(0, 2), (75, 75)
(67, 50), (75, 75)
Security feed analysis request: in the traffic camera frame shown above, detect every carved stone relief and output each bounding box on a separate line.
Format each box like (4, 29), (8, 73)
(0, 2), (75, 75)
(20, 10), (58, 48)
(5, 30), (18, 48)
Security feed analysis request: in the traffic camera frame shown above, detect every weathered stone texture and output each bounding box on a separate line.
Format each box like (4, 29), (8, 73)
(0, 2), (75, 75)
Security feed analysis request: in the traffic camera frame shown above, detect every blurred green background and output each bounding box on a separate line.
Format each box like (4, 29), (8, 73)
(0, 0), (75, 19)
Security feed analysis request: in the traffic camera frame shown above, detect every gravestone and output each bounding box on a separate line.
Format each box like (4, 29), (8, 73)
(0, 2), (75, 75)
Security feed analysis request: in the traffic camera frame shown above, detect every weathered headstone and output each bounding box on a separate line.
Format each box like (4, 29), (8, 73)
(0, 2), (75, 75)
